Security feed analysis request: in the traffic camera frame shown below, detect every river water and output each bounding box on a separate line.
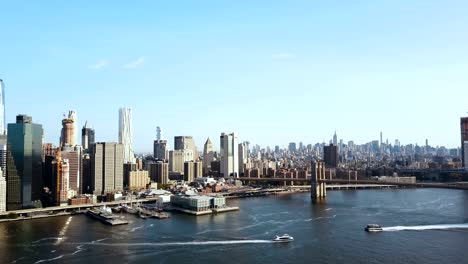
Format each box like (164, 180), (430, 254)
(1, 188), (468, 263)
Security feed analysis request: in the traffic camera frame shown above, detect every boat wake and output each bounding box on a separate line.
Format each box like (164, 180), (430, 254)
(382, 223), (468, 232)
(70, 240), (274, 247)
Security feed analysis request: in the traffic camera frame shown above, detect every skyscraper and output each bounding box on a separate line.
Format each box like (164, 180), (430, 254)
(333, 131), (338, 146)
(203, 138), (215, 175)
(0, 79), (5, 135)
(238, 142), (248, 175)
(461, 117), (468, 168)
(323, 143), (338, 168)
(6, 115), (43, 210)
(119, 108), (135, 164)
(220, 132), (239, 178)
(169, 149), (194, 172)
(153, 140), (168, 161)
(174, 136), (198, 160)
(60, 145), (82, 194)
(81, 121), (95, 150)
(60, 111), (77, 147)
(90, 142), (124, 195)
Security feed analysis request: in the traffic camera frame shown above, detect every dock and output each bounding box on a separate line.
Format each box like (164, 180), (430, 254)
(172, 206), (240, 216)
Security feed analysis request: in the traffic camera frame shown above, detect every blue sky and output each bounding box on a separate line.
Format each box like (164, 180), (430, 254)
(1, 0), (467, 152)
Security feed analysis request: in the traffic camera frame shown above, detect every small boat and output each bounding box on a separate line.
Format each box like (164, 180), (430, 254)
(273, 234), (294, 242)
(139, 213), (148, 219)
(365, 224), (383, 232)
(111, 206), (122, 213)
(122, 204), (139, 214)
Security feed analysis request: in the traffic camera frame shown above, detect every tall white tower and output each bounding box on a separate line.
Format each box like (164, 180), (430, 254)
(0, 79), (5, 135)
(220, 132), (239, 178)
(119, 107), (135, 163)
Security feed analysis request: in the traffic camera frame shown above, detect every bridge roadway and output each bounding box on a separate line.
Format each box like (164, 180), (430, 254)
(0, 197), (159, 217)
(236, 177), (468, 190)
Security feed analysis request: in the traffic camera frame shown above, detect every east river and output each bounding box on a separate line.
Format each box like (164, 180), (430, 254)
(1, 189), (468, 263)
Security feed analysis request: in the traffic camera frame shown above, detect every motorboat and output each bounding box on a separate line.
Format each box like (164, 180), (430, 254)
(122, 204), (139, 214)
(365, 224), (383, 232)
(273, 234), (294, 242)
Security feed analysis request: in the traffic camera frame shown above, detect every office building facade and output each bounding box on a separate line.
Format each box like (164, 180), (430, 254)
(90, 142), (124, 195)
(220, 132), (239, 178)
(81, 121), (95, 150)
(6, 115), (43, 210)
(118, 108), (135, 163)
(203, 138), (215, 175)
(174, 136), (198, 160)
(153, 140), (168, 161)
(324, 144), (338, 168)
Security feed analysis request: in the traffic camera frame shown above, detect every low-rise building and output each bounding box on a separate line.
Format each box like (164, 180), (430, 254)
(170, 195), (226, 212)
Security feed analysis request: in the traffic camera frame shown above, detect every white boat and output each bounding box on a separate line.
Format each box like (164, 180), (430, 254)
(122, 204), (139, 214)
(273, 234), (294, 242)
(365, 224), (383, 232)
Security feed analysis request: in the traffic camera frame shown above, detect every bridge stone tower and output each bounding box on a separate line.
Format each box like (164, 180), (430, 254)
(311, 161), (326, 201)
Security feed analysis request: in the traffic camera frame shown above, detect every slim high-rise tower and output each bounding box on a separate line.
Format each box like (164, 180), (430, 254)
(0, 79), (5, 135)
(119, 108), (135, 163)
(203, 138), (215, 175)
(220, 132), (239, 178)
(82, 121), (95, 150)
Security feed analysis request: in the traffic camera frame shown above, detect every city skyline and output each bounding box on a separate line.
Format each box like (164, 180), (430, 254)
(1, 1), (468, 151)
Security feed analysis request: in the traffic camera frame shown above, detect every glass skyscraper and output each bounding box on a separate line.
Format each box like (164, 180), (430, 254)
(6, 115), (43, 210)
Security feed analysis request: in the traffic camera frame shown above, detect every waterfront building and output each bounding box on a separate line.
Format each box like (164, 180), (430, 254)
(0, 169), (5, 212)
(461, 117), (468, 168)
(60, 111), (77, 147)
(169, 149), (194, 173)
(118, 108), (135, 164)
(149, 161), (169, 185)
(203, 138), (215, 175)
(89, 142), (124, 195)
(170, 195), (226, 212)
(174, 136), (198, 160)
(6, 115), (43, 210)
(324, 144), (338, 168)
(220, 132), (239, 178)
(153, 140), (168, 161)
(81, 121), (95, 150)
